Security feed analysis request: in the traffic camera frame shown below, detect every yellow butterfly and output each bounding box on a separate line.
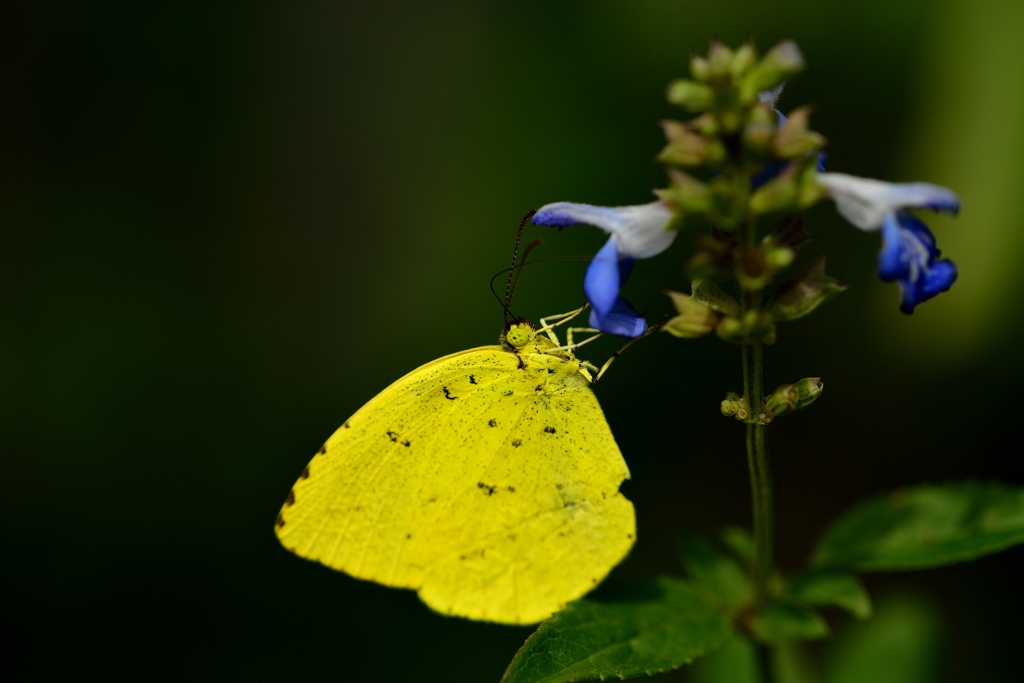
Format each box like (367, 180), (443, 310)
(274, 305), (637, 625)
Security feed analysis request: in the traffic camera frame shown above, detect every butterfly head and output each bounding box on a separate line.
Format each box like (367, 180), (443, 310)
(502, 318), (536, 349)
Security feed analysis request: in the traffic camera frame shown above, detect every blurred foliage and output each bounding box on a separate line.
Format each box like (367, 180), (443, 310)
(1, 0), (1022, 680)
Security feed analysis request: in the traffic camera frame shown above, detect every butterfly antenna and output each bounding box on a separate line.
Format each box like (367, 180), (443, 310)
(503, 209), (537, 324)
(509, 238), (544, 305)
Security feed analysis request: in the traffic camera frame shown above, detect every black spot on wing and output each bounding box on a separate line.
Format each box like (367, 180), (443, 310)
(511, 439), (521, 448)
(469, 374), (477, 384)
(275, 514), (286, 528)
(544, 426), (556, 434)
(285, 490), (295, 506)
(477, 482), (497, 496)
(317, 444), (327, 455)
(488, 419), (497, 427)
(443, 386), (457, 400)
(300, 466), (310, 480)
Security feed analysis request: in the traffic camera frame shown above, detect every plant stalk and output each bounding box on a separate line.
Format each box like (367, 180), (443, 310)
(742, 341), (773, 602)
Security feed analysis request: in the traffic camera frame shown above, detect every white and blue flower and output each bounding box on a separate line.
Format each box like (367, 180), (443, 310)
(817, 172), (960, 313)
(532, 201), (676, 337)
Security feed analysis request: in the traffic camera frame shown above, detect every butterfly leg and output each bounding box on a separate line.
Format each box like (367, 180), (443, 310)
(566, 327), (600, 347)
(542, 327), (603, 354)
(537, 304), (589, 344)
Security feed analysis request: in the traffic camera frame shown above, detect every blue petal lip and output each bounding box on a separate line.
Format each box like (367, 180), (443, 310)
(533, 203), (622, 228)
(900, 260), (957, 314)
(876, 211), (958, 314)
(925, 195), (961, 215)
(583, 237), (624, 319)
(589, 297), (648, 338)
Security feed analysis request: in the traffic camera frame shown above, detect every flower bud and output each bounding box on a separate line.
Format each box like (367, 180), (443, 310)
(772, 106), (826, 158)
(794, 377), (824, 409)
(707, 41), (735, 79)
(721, 392), (749, 420)
(771, 255), (847, 321)
(663, 291), (721, 338)
(716, 310), (776, 345)
(667, 79), (714, 112)
(729, 43), (758, 78)
(690, 55), (711, 81)
(740, 41), (805, 101)
(765, 246), (796, 270)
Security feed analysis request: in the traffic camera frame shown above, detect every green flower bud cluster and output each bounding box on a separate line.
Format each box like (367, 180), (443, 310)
(656, 40), (839, 349)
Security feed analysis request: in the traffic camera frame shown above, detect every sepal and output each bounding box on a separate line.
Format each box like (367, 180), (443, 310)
(691, 279), (741, 317)
(658, 169), (712, 214)
(764, 378), (822, 419)
(772, 106), (826, 159)
(664, 291), (720, 338)
(749, 164), (798, 215)
(658, 120), (720, 167)
(765, 384), (801, 419)
(771, 255), (846, 321)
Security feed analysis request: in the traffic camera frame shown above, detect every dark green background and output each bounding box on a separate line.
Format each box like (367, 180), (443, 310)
(4, 1), (1022, 680)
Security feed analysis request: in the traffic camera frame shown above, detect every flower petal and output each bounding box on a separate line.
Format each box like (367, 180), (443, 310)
(589, 297), (648, 338)
(818, 173), (960, 231)
(583, 237), (623, 319)
(533, 201), (676, 258)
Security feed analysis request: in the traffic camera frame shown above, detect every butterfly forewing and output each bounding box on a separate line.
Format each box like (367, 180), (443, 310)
(275, 343), (635, 625)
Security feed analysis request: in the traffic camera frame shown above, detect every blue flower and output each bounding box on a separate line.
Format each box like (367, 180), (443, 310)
(532, 201), (676, 337)
(817, 172), (960, 313)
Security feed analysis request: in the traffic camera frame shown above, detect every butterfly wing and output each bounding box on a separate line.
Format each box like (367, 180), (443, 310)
(275, 345), (635, 625)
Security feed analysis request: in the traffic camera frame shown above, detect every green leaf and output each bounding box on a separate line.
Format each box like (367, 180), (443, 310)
(824, 593), (944, 683)
(679, 532), (752, 609)
(719, 526), (755, 567)
(812, 482), (1024, 571)
(689, 635), (762, 683)
(750, 604), (829, 644)
(784, 570), (871, 619)
(501, 577), (732, 683)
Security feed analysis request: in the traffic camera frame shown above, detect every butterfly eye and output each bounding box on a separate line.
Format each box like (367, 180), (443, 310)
(506, 325), (532, 348)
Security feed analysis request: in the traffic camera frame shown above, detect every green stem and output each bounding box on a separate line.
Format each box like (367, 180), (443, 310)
(742, 340), (773, 602)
